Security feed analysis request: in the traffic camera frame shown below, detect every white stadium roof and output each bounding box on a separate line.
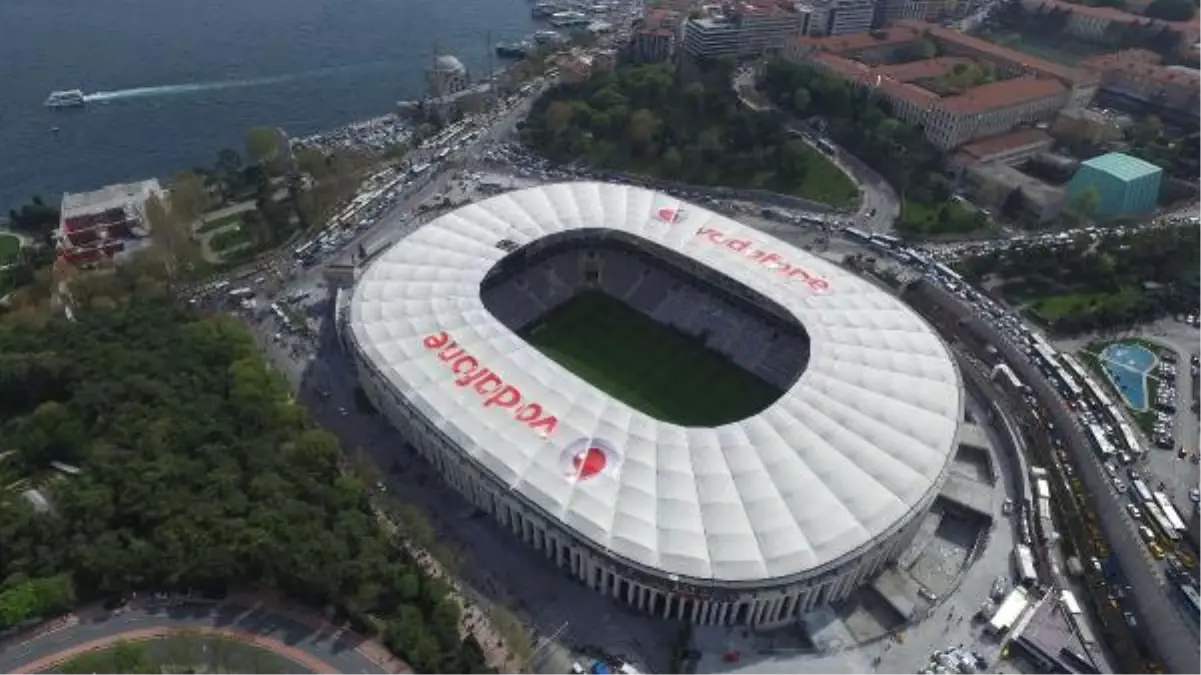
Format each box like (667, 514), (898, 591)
(349, 182), (963, 584)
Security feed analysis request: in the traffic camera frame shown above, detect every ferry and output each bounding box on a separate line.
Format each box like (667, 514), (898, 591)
(45, 89), (86, 109)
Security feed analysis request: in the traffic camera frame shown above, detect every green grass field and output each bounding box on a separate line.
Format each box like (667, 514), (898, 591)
(521, 291), (781, 426)
(0, 233), (22, 265)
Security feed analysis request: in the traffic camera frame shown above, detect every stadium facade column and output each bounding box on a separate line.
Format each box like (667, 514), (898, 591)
(717, 601), (731, 625)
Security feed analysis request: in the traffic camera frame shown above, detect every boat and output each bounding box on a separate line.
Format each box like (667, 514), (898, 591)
(533, 30), (564, 45)
(45, 89), (86, 109)
(549, 10), (590, 27)
(495, 41), (533, 59)
(532, 2), (559, 17)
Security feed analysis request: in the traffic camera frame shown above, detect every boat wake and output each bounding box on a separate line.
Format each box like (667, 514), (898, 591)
(83, 60), (401, 103)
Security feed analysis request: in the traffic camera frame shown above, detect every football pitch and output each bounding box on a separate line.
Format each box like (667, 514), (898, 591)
(521, 291), (781, 426)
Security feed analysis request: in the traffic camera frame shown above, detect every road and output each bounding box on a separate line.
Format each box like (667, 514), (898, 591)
(0, 597), (397, 674)
(915, 280), (1200, 674)
(732, 68), (900, 234)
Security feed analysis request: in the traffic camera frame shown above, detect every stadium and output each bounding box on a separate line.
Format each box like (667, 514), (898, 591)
(345, 182), (965, 628)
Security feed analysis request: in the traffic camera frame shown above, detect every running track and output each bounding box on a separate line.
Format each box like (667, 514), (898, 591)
(0, 596), (407, 674)
(10, 626), (336, 674)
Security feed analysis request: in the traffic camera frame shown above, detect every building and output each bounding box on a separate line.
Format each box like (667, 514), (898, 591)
(56, 179), (164, 266)
(785, 20), (1099, 149)
(796, 0), (877, 36)
(681, 1), (808, 58)
(1066, 152), (1163, 220)
(1049, 107), (1125, 144)
(426, 54), (469, 98)
(952, 129), (1055, 168)
(631, 28), (676, 62)
(875, 0), (946, 25)
(1079, 50), (1201, 122)
(346, 182), (964, 627)
(1021, 0), (1201, 55)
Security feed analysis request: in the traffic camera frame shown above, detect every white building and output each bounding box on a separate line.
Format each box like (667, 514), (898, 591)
(426, 54), (469, 98)
(797, 0), (878, 36)
(347, 182), (965, 627)
(681, 4), (809, 58)
(57, 179), (163, 266)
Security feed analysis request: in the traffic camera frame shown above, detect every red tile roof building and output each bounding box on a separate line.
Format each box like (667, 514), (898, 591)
(1079, 49), (1201, 120)
(785, 21), (1099, 149)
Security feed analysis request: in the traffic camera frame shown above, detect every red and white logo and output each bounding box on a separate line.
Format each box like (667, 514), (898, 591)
(559, 437), (621, 482)
(655, 206), (686, 225)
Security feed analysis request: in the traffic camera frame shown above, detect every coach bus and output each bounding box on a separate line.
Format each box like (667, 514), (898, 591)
(871, 233), (902, 249)
(816, 138), (837, 156)
(844, 227), (870, 242)
(1153, 492), (1187, 533)
(1014, 545), (1038, 587)
(1132, 479), (1154, 504)
(1144, 501), (1182, 542)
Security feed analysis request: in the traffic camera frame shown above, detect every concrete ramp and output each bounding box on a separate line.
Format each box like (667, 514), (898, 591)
(870, 569), (922, 621)
(940, 473), (994, 519)
(959, 423), (990, 451)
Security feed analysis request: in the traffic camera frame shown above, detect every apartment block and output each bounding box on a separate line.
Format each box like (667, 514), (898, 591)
(681, 1), (809, 58)
(631, 28), (677, 62)
(796, 0), (878, 36)
(1079, 50), (1201, 120)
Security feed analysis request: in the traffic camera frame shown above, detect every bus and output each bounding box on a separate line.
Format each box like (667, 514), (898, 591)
(844, 226), (871, 242)
(227, 287), (254, 300)
(872, 233), (902, 248)
(1014, 545), (1038, 587)
(1153, 492), (1186, 533)
(816, 138), (837, 155)
(1132, 479), (1154, 504)
(934, 261), (962, 282)
(1144, 501), (1182, 542)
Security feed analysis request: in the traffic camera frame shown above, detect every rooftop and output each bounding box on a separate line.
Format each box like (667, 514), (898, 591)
(61, 179), (162, 218)
(875, 57), (974, 83)
(937, 77), (1066, 114)
(1081, 152), (1163, 180)
(959, 129), (1055, 161)
(1026, 0), (1201, 33)
(349, 182), (964, 584)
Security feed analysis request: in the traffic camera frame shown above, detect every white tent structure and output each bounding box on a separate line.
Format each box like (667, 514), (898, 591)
(348, 182), (963, 627)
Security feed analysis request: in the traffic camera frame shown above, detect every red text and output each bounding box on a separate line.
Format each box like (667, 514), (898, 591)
(689, 226), (830, 293)
(423, 331), (560, 436)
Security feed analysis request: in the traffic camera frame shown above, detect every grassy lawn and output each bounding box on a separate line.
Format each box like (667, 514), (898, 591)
(209, 225), (254, 254)
(60, 635), (290, 674)
(791, 143), (859, 207)
(197, 211), (245, 235)
(0, 233), (22, 265)
(897, 199), (992, 237)
(520, 291), (782, 426)
(1029, 288), (1142, 323)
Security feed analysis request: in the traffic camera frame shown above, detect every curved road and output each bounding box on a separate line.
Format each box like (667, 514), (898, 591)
(0, 597), (403, 674)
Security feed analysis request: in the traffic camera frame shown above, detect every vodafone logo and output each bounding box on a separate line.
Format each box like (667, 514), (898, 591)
(559, 437), (621, 482)
(654, 206), (686, 225)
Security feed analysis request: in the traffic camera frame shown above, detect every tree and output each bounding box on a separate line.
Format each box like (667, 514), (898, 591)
(1145, 0), (1195, 21)
(244, 126), (284, 167)
(1069, 185), (1100, 223)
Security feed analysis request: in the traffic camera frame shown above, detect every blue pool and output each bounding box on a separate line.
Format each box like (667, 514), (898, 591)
(1099, 343), (1157, 410)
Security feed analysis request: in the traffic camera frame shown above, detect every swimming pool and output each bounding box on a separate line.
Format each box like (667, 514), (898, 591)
(1099, 342), (1157, 410)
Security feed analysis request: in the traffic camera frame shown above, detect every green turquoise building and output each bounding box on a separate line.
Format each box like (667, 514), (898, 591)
(1066, 152), (1163, 220)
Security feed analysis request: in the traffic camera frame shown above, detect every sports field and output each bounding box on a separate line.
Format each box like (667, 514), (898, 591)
(521, 291), (781, 426)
